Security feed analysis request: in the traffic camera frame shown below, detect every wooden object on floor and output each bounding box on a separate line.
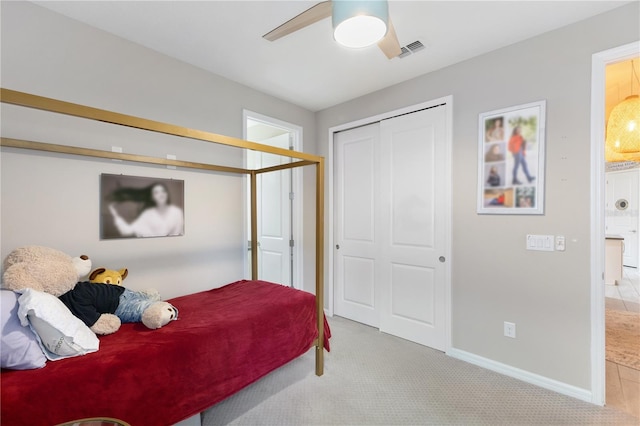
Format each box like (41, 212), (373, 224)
(605, 235), (624, 285)
(606, 309), (640, 370)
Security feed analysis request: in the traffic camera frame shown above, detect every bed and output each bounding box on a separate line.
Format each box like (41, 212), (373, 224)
(1, 280), (330, 425)
(0, 89), (328, 424)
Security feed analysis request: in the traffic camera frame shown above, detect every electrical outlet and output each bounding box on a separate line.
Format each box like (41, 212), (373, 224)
(504, 321), (516, 338)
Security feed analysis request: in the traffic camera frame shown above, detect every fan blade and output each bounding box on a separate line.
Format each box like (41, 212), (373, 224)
(377, 18), (402, 59)
(263, 1), (333, 42)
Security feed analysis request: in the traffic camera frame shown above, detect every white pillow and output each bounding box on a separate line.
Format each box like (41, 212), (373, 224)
(0, 290), (47, 369)
(17, 288), (99, 360)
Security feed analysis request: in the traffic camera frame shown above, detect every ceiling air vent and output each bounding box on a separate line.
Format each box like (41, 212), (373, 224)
(398, 47), (412, 59)
(406, 41), (425, 53)
(397, 40), (425, 59)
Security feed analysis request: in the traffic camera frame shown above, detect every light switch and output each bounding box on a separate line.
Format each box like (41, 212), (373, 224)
(555, 235), (566, 251)
(526, 235), (554, 252)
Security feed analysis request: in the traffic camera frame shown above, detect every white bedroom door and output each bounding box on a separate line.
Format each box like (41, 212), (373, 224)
(334, 123), (381, 327)
(334, 105), (448, 350)
(248, 133), (292, 286)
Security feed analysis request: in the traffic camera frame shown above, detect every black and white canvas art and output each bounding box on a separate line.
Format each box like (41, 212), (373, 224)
(100, 174), (185, 239)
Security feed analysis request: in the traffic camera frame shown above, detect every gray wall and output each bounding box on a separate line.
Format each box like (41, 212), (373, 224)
(316, 3), (639, 390)
(0, 1), (317, 298)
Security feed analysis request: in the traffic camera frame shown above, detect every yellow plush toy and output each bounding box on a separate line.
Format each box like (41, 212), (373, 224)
(89, 268), (128, 286)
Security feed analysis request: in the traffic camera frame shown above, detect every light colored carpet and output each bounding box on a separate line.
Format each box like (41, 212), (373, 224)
(606, 309), (640, 370)
(202, 316), (638, 425)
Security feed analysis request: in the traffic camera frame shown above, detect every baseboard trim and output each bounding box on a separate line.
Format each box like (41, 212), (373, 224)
(446, 347), (592, 403)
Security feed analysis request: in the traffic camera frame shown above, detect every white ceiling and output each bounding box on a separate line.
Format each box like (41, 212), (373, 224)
(33, 1), (630, 111)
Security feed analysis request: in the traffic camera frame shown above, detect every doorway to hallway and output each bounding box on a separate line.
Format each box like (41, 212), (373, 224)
(243, 111), (303, 289)
(591, 41), (640, 407)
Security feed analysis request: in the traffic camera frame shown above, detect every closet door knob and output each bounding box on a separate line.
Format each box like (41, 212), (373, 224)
(336, 245), (340, 250)
(439, 256), (446, 263)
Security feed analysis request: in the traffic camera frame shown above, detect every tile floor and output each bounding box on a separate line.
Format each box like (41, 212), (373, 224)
(606, 266), (640, 310)
(605, 266), (640, 419)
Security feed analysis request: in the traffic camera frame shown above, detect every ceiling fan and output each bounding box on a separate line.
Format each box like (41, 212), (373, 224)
(263, 1), (402, 59)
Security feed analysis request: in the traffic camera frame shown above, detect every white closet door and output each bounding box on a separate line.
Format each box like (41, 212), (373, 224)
(248, 134), (292, 285)
(334, 106), (448, 350)
(334, 123), (381, 327)
(378, 107), (447, 350)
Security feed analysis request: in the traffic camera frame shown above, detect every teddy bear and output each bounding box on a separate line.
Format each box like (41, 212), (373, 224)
(86, 266), (174, 331)
(2, 246), (178, 335)
(3, 246), (92, 295)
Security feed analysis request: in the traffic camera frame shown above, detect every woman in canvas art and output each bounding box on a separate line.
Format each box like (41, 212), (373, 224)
(485, 118), (504, 142)
(508, 126), (535, 185)
(108, 182), (184, 237)
(484, 144), (505, 162)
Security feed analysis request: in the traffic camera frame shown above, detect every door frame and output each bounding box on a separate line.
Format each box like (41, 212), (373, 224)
(327, 96), (453, 352)
(590, 40), (640, 406)
(243, 110), (304, 289)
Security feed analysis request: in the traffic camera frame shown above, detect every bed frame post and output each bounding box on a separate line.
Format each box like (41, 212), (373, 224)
(315, 159), (325, 376)
(250, 171), (258, 280)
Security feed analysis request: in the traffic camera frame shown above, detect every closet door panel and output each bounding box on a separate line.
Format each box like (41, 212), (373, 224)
(334, 123), (381, 327)
(379, 106), (447, 350)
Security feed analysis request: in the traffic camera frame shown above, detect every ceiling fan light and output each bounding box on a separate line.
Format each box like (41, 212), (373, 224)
(333, 0), (389, 49)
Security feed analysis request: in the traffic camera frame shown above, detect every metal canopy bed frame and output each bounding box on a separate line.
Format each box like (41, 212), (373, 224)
(0, 87), (326, 376)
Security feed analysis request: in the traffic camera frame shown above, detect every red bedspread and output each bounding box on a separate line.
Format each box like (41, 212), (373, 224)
(1, 280), (330, 425)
